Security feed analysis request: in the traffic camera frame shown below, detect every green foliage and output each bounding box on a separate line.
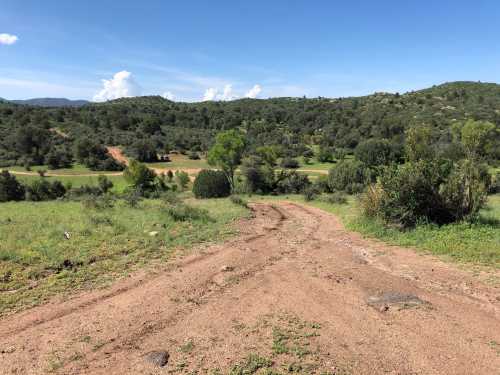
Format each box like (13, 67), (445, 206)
(123, 160), (157, 191)
(193, 169), (231, 199)
(175, 170), (190, 190)
(25, 179), (66, 201)
(97, 175), (113, 194)
(405, 125), (434, 162)
(165, 202), (211, 222)
(207, 129), (246, 188)
(241, 155), (276, 194)
(230, 195), (248, 207)
(364, 159), (489, 227)
(0, 170), (25, 202)
(130, 139), (158, 162)
(354, 139), (394, 167)
(460, 119), (496, 160)
(328, 159), (370, 194)
(275, 171), (310, 194)
(280, 157), (300, 169)
(316, 146), (334, 163)
(74, 138), (123, 171)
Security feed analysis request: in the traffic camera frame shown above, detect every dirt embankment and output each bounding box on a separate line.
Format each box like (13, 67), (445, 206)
(0, 202), (499, 374)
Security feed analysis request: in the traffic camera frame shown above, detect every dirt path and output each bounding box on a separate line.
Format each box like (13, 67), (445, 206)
(1, 202), (499, 374)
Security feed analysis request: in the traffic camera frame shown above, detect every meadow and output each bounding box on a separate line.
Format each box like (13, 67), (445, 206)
(0, 196), (249, 314)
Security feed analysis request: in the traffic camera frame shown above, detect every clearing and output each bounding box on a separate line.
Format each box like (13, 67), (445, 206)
(1, 202), (499, 374)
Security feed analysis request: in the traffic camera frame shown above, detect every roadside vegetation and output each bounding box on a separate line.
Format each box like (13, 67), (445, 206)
(0, 163), (249, 314)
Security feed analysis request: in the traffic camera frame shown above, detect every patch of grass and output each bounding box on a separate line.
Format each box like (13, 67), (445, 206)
(180, 339), (195, 353)
(230, 354), (273, 375)
(0, 197), (249, 314)
(15, 174), (128, 193)
(253, 194), (500, 268)
(147, 154), (210, 170)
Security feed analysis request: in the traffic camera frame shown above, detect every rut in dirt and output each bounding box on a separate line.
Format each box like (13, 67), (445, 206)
(0, 202), (499, 375)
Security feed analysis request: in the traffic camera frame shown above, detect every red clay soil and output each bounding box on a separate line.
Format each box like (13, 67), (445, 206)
(1, 202), (499, 374)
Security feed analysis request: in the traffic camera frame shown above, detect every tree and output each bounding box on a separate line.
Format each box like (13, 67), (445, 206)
(405, 125), (434, 162)
(460, 119), (495, 160)
(193, 170), (231, 198)
(355, 139), (393, 167)
(0, 170), (25, 202)
(123, 160), (157, 190)
(131, 139), (158, 162)
(207, 130), (246, 189)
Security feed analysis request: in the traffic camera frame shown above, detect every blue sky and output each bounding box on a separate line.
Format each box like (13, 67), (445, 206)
(1, 0), (500, 101)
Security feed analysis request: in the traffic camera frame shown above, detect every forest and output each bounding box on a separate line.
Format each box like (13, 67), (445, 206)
(1, 81), (499, 169)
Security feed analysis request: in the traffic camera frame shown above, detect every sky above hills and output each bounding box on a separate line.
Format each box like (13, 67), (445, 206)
(1, 0), (500, 102)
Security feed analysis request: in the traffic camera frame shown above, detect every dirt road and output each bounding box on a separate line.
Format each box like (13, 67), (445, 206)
(1, 202), (499, 374)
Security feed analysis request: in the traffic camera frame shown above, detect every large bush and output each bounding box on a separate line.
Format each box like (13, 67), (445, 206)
(362, 160), (488, 227)
(328, 160), (370, 194)
(25, 179), (66, 201)
(354, 139), (394, 167)
(0, 170), (25, 202)
(193, 169), (231, 198)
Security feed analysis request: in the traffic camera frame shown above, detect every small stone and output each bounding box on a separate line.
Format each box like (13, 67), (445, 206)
(220, 265), (234, 272)
(149, 231), (159, 237)
(145, 350), (169, 367)
(380, 305), (390, 312)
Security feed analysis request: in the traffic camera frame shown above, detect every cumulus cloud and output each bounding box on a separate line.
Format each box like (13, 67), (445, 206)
(162, 91), (175, 101)
(0, 33), (18, 45)
(203, 87), (218, 101)
(218, 84), (236, 100)
(93, 71), (141, 102)
(245, 84), (262, 99)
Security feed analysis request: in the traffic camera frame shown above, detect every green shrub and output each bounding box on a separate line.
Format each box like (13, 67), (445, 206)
(193, 170), (231, 198)
(324, 191), (348, 205)
(303, 186), (318, 201)
(280, 157), (300, 169)
(365, 160), (489, 227)
(354, 139), (394, 167)
(275, 170), (310, 194)
(123, 160), (157, 191)
(98, 175), (114, 194)
(165, 203), (211, 222)
(0, 170), (25, 202)
(328, 160), (370, 193)
(230, 195), (248, 207)
(175, 170), (190, 190)
(25, 179), (66, 201)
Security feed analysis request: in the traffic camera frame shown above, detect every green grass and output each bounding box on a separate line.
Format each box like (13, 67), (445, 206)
(6, 163), (118, 175)
(147, 154), (210, 170)
(15, 174), (129, 193)
(0, 197), (249, 314)
(251, 194), (500, 268)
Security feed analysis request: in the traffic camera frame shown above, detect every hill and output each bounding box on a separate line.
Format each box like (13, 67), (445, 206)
(10, 98), (89, 107)
(0, 81), (499, 167)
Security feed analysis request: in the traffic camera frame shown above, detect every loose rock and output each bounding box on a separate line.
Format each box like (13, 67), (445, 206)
(145, 350), (169, 367)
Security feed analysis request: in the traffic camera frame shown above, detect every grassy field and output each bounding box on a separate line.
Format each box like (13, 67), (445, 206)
(7, 163), (118, 175)
(0, 197), (249, 314)
(253, 194), (500, 268)
(147, 154), (211, 170)
(15, 174), (129, 193)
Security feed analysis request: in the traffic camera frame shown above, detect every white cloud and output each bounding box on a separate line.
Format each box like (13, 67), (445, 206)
(218, 84), (236, 100)
(93, 70), (141, 102)
(203, 87), (218, 101)
(0, 33), (18, 45)
(162, 91), (175, 101)
(245, 84), (262, 98)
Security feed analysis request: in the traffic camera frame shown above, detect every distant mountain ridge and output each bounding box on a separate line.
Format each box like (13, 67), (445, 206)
(10, 98), (90, 107)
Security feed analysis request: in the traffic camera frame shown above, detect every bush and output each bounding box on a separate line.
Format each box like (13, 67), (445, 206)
(324, 191), (348, 205)
(317, 146), (334, 163)
(98, 175), (113, 194)
(230, 195), (248, 207)
(123, 160), (157, 191)
(280, 157), (300, 169)
(241, 156), (275, 194)
(303, 186), (318, 201)
(354, 139), (394, 167)
(25, 179), (66, 201)
(175, 170), (190, 190)
(364, 160), (489, 227)
(328, 160), (370, 193)
(193, 169), (231, 198)
(165, 203), (211, 222)
(0, 170), (25, 202)
(275, 170), (310, 194)
(188, 151), (200, 160)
